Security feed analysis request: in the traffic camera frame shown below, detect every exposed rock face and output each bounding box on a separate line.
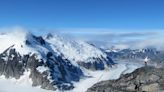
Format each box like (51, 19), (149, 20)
(0, 47), (83, 91)
(107, 48), (159, 59)
(45, 33), (115, 71)
(0, 31), (115, 91)
(32, 36), (46, 45)
(87, 66), (164, 92)
(0, 46), (25, 79)
(77, 56), (115, 70)
(107, 48), (162, 61)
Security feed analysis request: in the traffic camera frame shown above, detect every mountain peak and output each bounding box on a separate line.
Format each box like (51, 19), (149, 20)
(0, 29), (114, 91)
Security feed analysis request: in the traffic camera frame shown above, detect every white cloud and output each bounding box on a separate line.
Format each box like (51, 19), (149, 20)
(0, 27), (164, 50)
(59, 28), (164, 50)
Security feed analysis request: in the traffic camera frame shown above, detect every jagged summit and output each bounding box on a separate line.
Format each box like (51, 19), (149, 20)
(45, 33), (114, 69)
(0, 28), (114, 91)
(0, 29), (84, 90)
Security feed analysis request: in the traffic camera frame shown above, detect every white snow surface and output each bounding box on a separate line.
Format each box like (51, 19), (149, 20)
(46, 34), (107, 65)
(0, 28), (108, 66)
(0, 61), (143, 92)
(0, 28), (143, 92)
(70, 61), (143, 92)
(36, 66), (49, 74)
(0, 71), (54, 92)
(0, 28), (31, 54)
(0, 28), (59, 60)
(0, 28), (45, 58)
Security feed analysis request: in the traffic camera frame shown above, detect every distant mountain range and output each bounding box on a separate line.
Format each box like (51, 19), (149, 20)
(0, 30), (164, 91)
(105, 47), (164, 67)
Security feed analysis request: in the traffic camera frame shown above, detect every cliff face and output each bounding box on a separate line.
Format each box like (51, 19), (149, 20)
(0, 30), (115, 91)
(87, 66), (164, 92)
(0, 47), (83, 90)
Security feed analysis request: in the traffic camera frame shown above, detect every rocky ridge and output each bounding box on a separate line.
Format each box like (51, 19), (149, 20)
(0, 29), (114, 91)
(87, 66), (164, 92)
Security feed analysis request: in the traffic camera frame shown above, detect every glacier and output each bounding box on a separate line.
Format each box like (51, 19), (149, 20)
(0, 28), (116, 91)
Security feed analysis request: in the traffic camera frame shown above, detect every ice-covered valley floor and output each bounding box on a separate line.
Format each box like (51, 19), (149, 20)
(0, 61), (143, 92)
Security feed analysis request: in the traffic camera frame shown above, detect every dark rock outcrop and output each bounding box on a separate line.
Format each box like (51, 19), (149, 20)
(77, 56), (115, 70)
(45, 33), (115, 71)
(87, 66), (164, 92)
(0, 47), (83, 91)
(32, 36), (46, 45)
(107, 48), (162, 61)
(0, 32), (115, 91)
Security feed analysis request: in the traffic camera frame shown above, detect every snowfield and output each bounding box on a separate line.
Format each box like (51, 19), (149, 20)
(0, 71), (54, 92)
(0, 28), (143, 92)
(0, 61), (143, 92)
(70, 61), (143, 92)
(45, 33), (108, 66)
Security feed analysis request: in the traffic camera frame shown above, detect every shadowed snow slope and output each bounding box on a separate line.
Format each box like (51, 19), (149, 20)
(0, 61), (142, 92)
(0, 28), (114, 91)
(45, 33), (114, 70)
(46, 33), (107, 63)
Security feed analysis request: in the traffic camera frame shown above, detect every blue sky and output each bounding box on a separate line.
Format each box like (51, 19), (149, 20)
(0, 0), (164, 30)
(0, 0), (164, 49)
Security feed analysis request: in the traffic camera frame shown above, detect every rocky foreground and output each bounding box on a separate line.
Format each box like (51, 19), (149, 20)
(87, 66), (164, 92)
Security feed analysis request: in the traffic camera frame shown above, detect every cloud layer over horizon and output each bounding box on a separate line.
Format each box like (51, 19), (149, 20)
(59, 28), (164, 50)
(0, 27), (164, 50)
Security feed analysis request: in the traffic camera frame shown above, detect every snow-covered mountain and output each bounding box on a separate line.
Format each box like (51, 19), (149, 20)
(105, 47), (164, 67)
(45, 33), (114, 70)
(0, 29), (114, 91)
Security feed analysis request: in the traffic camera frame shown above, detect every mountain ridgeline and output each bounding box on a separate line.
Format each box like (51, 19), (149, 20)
(0, 31), (114, 91)
(87, 66), (164, 92)
(106, 48), (164, 67)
